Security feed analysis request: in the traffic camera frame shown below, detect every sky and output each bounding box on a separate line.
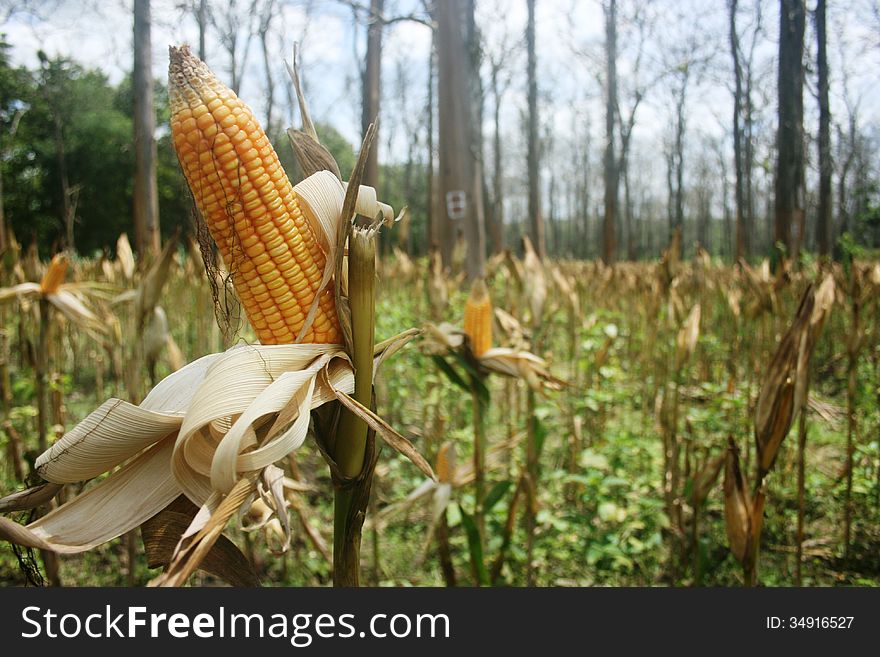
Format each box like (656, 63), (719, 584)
(1, 0), (879, 216)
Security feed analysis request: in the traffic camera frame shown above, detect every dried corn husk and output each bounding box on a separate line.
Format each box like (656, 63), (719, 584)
(522, 236), (546, 325)
(723, 438), (752, 563)
(136, 236), (178, 329)
(116, 234), (136, 281)
(674, 303), (701, 371)
(0, 263), (108, 338)
(435, 441), (455, 485)
(0, 335), (424, 557)
(692, 450), (725, 506)
(144, 306), (171, 364)
(754, 274), (835, 477)
(422, 321), (563, 391)
(427, 247), (449, 321)
(550, 265), (579, 314)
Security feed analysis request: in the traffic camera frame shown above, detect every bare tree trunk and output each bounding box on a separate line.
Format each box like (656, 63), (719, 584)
(197, 0), (207, 61)
(0, 87), (25, 256)
(426, 34), (435, 252)
(41, 65), (75, 252)
(815, 0), (831, 257)
(526, 0), (544, 259)
(720, 146), (733, 259)
(618, 105), (640, 261)
(775, 0), (806, 262)
(133, 0), (160, 258)
(743, 0), (762, 256)
(211, 0), (259, 96)
(489, 65), (505, 254)
(465, 0), (488, 278)
(362, 0), (383, 190)
(673, 80), (687, 242)
(258, 0), (277, 134)
(729, 0), (750, 260)
(602, 0), (618, 264)
(434, 0), (485, 278)
(580, 118), (591, 259)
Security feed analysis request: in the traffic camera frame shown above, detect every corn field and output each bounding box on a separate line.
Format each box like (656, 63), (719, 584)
(1, 220), (878, 585)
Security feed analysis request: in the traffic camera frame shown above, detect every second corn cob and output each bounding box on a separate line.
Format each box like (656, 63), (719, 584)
(463, 278), (493, 357)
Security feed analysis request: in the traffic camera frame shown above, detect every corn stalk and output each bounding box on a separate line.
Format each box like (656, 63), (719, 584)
(331, 227), (376, 587)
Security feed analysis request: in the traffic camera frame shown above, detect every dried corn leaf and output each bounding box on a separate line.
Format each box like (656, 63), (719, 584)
(723, 438), (751, 563)
(522, 236), (546, 325)
(0, 336), (415, 573)
(0, 482), (63, 513)
(137, 236), (178, 329)
(143, 501), (259, 587)
(754, 275), (835, 477)
(674, 303), (701, 371)
(0, 436), (179, 553)
(116, 234), (136, 281)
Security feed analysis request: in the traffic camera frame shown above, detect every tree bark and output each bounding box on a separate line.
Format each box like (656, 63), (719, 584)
(815, 0), (832, 257)
(434, 0), (485, 278)
(602, 0), (618, 265)
(258, 0), (277, 135)
(362, 0), (383, 190)
(774, 0), (806, 262)
(197, 0), (208, 61)
(426, 33), (435, 252)
(489, 64), (505, 254)
(729, 0), (751, 260)
(526, 0), (544, 259)
(133, 0), (160, 258)
(673, 74), (687, 241)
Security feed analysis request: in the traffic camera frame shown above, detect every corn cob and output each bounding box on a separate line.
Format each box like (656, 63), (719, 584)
(40, 253), (69, 295)
(463, 278), (492, 357)
(168, 45), (340, 345)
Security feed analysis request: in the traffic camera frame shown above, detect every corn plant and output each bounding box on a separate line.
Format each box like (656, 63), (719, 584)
(724, 274), (835, 586)
(0, 46), (425, 588)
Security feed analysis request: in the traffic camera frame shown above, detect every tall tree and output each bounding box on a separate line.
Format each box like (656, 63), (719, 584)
(669, 63), (689, 242)
(37, 53), (77, 252)
(741, 0), (762, 257)
(362, 0), (383, 190)
(177, 0), (209, 61)
(133, 0), (160, 257)
(815, 0), (831, 257)
(775, 0), (806, 261)
(197, 0), (208, 60)
(660, 5), (709, 255)
(484, 1), (516, 255)
(0, 42), (26, 255)
(434, 0), (486, 278)
(616, 0), (655, 261)
(210, 0), (258, 95)
(602, 0), (618, 264)
(426, 28), (435, 253)
(729, 0), (750, 260)
(526, 0), (544, 258)
(257, 0), (277, 134)
(487, 47), (508, 255)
